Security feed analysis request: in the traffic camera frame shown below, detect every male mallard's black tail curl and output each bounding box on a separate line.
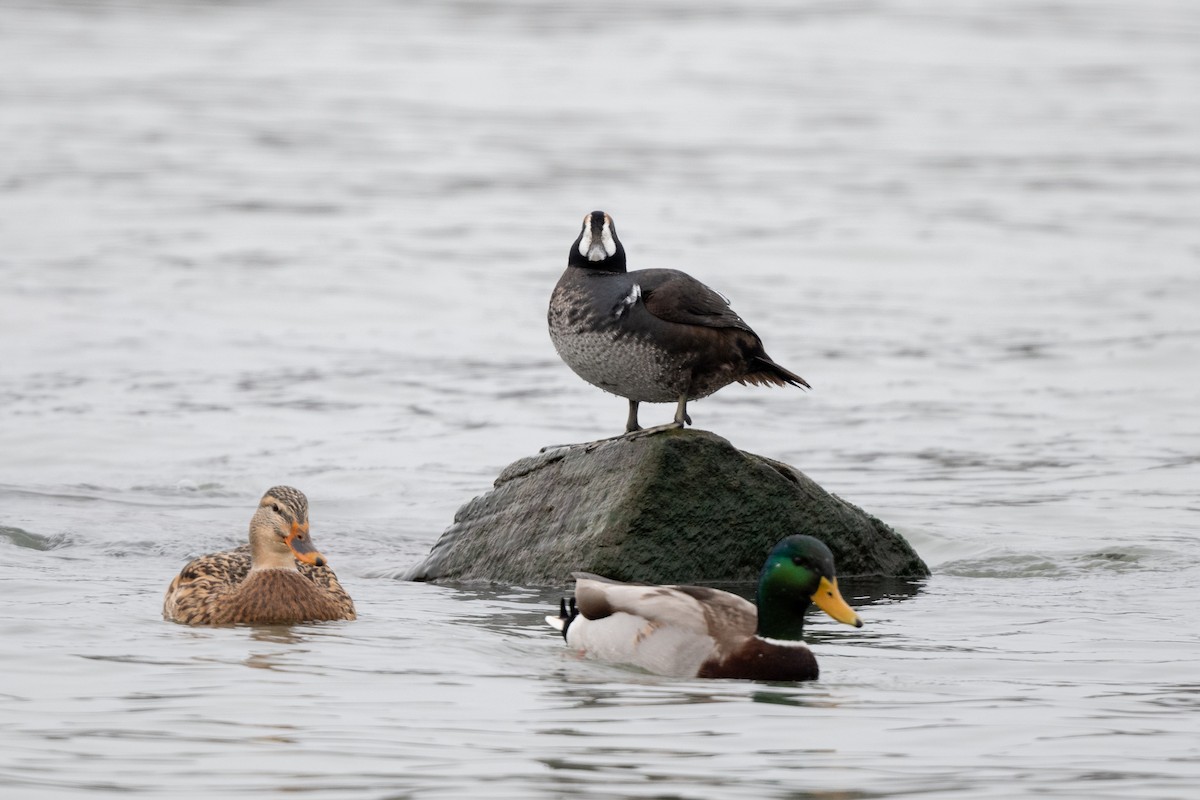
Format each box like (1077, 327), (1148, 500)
(547, 597), (580, 641)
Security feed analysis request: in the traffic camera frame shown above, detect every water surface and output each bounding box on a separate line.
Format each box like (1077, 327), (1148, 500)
(2, 1), (1199, 798)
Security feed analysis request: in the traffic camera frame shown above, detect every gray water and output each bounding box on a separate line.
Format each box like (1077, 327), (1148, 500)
(3, 0), (1199, 797)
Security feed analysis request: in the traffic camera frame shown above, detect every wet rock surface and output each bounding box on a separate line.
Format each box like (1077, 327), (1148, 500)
(405, 429), (929, 585)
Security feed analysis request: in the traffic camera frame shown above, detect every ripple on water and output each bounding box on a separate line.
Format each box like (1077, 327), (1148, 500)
(0, 525), (70, 551)
(939, 545), (1182, 579)
(3, 0), (1200, 798)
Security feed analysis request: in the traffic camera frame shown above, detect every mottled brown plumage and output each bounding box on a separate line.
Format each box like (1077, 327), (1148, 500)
(163, 486), (356, 626)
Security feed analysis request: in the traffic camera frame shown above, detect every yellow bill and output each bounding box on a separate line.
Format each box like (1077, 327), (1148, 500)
(810, 576), (863, 628)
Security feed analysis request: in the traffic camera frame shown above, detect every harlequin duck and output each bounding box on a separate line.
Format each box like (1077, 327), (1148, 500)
(548, 210), (809, 433)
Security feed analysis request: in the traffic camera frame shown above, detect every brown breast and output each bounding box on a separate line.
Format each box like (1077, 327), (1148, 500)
(698, 637), (819, 681)
(210, 569), (354, 625)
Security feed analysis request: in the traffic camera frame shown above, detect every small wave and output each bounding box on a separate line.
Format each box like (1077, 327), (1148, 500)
(940, 552), (1064, 579)
(130, 481), (236, 497)
(940, 546), (1175, 578)
(1068, 547), (1167, 572)
(0, 525), (70, 551)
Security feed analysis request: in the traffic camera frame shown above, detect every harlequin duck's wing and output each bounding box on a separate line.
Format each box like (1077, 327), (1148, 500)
(633, 269), (810, 390)
(635, 269), (756, 333)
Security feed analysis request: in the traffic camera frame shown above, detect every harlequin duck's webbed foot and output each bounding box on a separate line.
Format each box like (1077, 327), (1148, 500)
(673, 395), (692, 427)
(620, 396), (691, 439)
(541, 396), (686, 451)
(625, 400), (642, 433)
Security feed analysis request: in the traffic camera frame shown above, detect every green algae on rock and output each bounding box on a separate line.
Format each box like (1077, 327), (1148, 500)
(404, 429), (928, 585)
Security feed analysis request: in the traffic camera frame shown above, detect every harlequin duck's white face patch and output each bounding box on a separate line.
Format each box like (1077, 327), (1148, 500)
(579, 212), (617, 262)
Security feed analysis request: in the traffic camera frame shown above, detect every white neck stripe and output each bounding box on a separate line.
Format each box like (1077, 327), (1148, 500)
(756, 636), (810, 648)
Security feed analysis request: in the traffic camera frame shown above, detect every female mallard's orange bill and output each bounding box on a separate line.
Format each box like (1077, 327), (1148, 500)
(810, 576), (863, 628)
(286, 523), (327, 567)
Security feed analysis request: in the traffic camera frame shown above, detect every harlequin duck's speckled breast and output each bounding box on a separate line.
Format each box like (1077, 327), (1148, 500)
(550, 272), (701, 402)
(549, 268), (761, 403)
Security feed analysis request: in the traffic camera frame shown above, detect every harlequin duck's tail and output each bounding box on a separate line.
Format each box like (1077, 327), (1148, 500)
(741, 356), (811, 390)
(545, 597), (580, 641)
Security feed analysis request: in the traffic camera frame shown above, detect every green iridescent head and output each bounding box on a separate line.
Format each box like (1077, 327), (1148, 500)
(755, 535), (863, 640)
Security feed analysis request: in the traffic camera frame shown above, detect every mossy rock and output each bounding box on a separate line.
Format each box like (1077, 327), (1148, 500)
(404, 429), (928, 585)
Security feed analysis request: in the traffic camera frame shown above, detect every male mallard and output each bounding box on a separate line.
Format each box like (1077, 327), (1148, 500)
(548, 210), (810, 433)
(546, 535), (861, 680)
(163, 486), (356, 625)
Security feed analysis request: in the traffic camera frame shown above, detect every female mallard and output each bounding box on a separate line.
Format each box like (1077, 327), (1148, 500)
(547, 535), (861, 680)
(163, 486), (356, 625)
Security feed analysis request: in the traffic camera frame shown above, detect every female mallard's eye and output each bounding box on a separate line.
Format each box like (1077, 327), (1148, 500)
(271, 503), (282, 515)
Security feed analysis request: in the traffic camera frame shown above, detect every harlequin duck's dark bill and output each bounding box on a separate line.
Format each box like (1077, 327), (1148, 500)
(286, 522), (327, 567)
(578, 210), (617, 262)
(811, 576), (862, 628)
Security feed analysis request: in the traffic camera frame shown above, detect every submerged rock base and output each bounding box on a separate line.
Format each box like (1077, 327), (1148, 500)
(404, 429), (929, 585)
